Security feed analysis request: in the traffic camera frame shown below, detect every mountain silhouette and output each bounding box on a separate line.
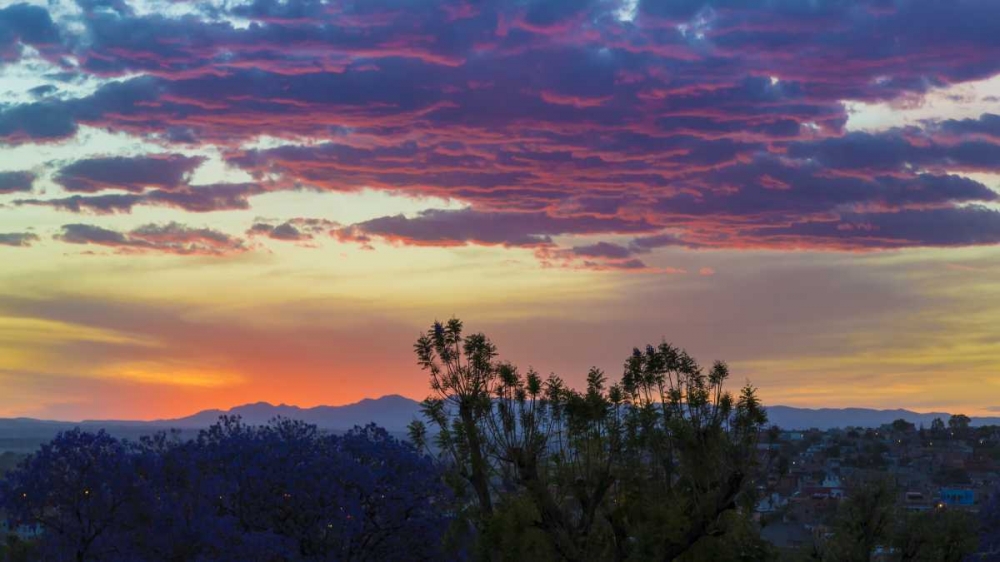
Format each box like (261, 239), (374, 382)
(154, 394), (422, 430)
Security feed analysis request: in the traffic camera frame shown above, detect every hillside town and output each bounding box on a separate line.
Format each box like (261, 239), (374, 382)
(755, 415), (1000, 554)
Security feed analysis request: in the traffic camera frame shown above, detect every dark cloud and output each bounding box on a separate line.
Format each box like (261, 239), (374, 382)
(0, 171), (35, 194)
(143, 183), (265, 212)
(16, 183), (265, 214)
(630, 232), (690, 252)
(28, 84), (58, 97)
(55, 154), (205, 193)
(742, 206), (1000, 250)
(0, 232), (39, 247)
(787, 131), (1000, 174)
(56, 222), (248, 256)
(0, 100), (77, 140)
(937, 113), (1000, 141)
(652, 157), (998, 221)
(57, 223), (129, 245)
(335, 208), (656, 248)
(569, 242), (635, 260)
(18, 193), (142, 214)
(247, 218), (338, 242)
(0, 3), (60, 61)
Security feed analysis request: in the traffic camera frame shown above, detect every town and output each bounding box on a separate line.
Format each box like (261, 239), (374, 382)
(755, 415), (1000, 555)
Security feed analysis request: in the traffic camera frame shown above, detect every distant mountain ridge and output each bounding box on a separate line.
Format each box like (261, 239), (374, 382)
(765, 405), (1000, 431)
(95, 394), (424, 431)
(0, 395), (423, 453)
(2, 398), (1000, 449)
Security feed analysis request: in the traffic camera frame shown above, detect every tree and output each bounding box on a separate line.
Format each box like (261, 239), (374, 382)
(0, 420), (451, 561)
(413, 318), (497, 519)
(0, 429), (143, 562)
(411, 319), (769, 561)
(893, 508), (979, 562)
(930, 417), (946, 437)
(891, 419), (915, 433)
(947, 414), (971, 438)
(821, 478), (896, 562)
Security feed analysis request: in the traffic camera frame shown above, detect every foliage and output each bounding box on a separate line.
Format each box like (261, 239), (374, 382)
(981, 490), (1000, 561)
(890, 419), (915, 433)
(930, 418), (946, 439)
(804, 478), (981, 562)
(947, 414), (971, 434)
(0, 421), (450, 561)
(892, 508), (978, 562)
(820, 478), (896, 562)
(933, 467), (971, 486)
(0, 535), (39, 562)
(410, 318), (769, 562)
(0, 453), (25, 477)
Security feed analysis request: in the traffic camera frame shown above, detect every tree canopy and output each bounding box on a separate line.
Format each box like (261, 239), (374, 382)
(0, 420), (450, 561)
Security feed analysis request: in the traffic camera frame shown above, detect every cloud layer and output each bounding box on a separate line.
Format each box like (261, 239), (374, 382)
(56, 222), (248, 256)
(1, 0), (998, 270)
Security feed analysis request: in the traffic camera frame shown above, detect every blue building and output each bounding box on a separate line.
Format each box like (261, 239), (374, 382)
(939, 488), (975, 507)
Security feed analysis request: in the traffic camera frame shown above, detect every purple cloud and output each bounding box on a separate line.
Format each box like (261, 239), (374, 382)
(17, 183), (266, 214)
(335, 208), (656, 248)
(0, 171), (35, 194)
(0, 232), (39, 247)
(2, 0), (1000, 257)
(740, 206), (1000, 250)
(56, 222), (247, 256)
(247, 218), (338, 242)
(55, 154), (205, 193)
(0, 3), (60, 62)
(937, 113), (1000, 140)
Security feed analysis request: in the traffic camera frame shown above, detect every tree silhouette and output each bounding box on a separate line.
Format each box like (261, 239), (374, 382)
(410, 318), (768, 561)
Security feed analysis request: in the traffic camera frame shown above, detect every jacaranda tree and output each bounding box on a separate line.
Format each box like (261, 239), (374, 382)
(0, 419), (451, 561)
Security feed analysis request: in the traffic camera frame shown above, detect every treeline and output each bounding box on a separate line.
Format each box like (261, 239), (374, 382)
(0, 422), (450, 561)
(1, 318), (998, 561)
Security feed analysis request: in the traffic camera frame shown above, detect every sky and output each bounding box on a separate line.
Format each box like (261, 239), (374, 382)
(1, 0), (1000, 420)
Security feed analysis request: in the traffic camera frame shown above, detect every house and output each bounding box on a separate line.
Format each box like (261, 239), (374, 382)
(939, 487), (975, 508)
(903, 490), (932, 512)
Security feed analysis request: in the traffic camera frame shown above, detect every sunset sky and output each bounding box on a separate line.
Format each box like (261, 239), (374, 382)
(2, 0), (1000, 420)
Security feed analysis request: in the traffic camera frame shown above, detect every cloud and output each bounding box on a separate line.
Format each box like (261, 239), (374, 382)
(786, 130), (1000, 175)
(740, 206), (1000, 250)
(0, 3), (60, 62)
(55, 154), (205, 193)
(56, 222), (248, 256)
(0, 171), (35, 194)
(0, 100), (78, 140)
(335, 208), (656, 248)
(568, 242), (635, 260)
(247, 218), (338, 242)
(0, 232), (39, 247)
(936, 113), (1000, 141)
(17, 183), (266, 214)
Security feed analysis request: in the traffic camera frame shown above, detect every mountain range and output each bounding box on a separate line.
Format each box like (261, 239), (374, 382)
(2, 396), (999, 453)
